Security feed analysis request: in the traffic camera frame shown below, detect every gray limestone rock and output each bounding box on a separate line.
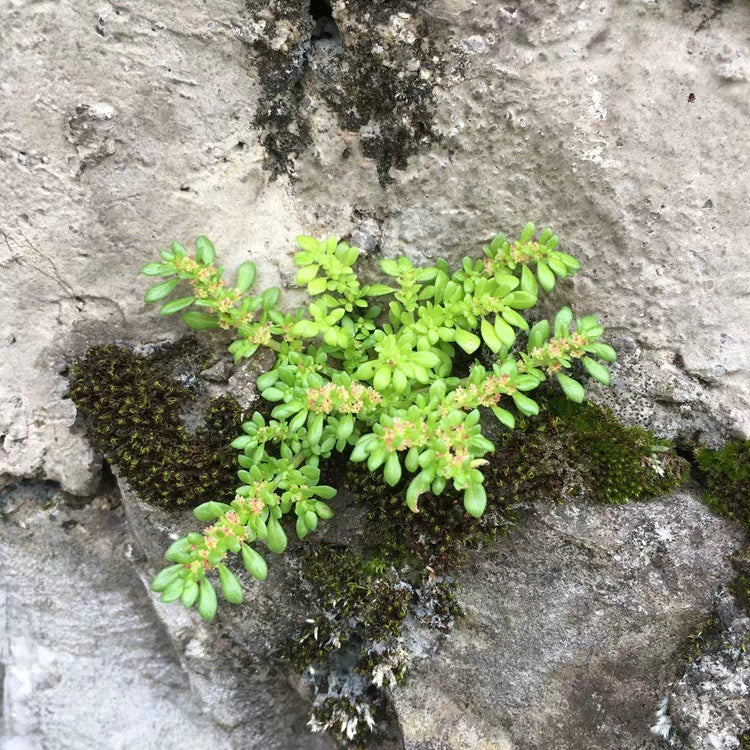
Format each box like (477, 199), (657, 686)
(391, 488), (746, 750)
(2, 456), (747, 749)
(665, 589), (750, 750)
(0, 478), (339, 750)
(117, 474), (355, 749)
(0, 482), (231, 749)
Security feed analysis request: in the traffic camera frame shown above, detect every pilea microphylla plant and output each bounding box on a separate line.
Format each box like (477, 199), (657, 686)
(141, 224), (616, 620)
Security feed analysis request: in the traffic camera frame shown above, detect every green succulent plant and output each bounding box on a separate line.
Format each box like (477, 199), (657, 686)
(141, 223), (616, 620)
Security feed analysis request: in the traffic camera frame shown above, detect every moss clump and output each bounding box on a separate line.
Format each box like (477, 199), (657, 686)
(695, 440), (750, 617)
(696, 439), (750, 530)
(730, 572), (750, 614)
(69, 343), (242, 507)
(284, 395), (683, 745)
(284, 543), (459, 744)
(727, 545), (750, 615)
(285, 392), (685, 745)
(246, 0), (447, 184)
(352, 460), (516, 572)
(491, 394), (687, 506)
(285, 546), (416, 672)
(677, 615), (724, 674)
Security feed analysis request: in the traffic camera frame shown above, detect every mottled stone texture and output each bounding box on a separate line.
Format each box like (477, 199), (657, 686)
(0, 0), (301, 493)
(668, 589), (750, 750)
(0, 483), (232, 749)
(1, 0), (749, 492)
(392, 489), (745, 750)
(118, 478), (337, 750)
(1, 1), (749, 747)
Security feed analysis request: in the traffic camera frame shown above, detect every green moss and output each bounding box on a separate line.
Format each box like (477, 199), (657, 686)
(728, 545), (750, 615)
(292, 392), (688, 741)
(696, 439), (750, 530)
(676, 615), (723, 674)
(695, 440), (750, 619)
(284, 546), (417, 671)
(71, 339), (687, 745)
(69, 342), (242, 508)
(522, 395), (688, 505)
(351, 461), (515, 572)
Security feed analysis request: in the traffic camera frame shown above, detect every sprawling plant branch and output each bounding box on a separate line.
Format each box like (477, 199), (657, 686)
(141, 223), (615, 620)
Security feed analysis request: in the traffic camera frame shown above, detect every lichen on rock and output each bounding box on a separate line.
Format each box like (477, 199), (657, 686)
(243, 0), (451, 184)
(650, 440), (750, 748)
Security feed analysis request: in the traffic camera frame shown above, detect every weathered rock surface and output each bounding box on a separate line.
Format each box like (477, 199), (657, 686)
(2, 0), (750, 492)
(3, 0), (750, 746)
(391, 488), (746, 749)
(0, 0), (301, 494)
(0, 478), (345, 749)
(667, 589), (750, 750)
(0, 482), (231, 749)
(2, 469), (747, 748)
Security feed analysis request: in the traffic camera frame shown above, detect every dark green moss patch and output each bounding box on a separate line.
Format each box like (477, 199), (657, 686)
(696, 439), (750, 530)
(347, 394), (687, 574)
(695, 439), (750, 618)
(728, 544), (750, 615)
(69, 336), (689, 746)
(68, 343), (243, 508)
(491, 393), (688, 506)
(285, 546), (411, 670)
(676, 615), (724, 675)
(667, 438), (750, 731)
(351, 460), (516, 572)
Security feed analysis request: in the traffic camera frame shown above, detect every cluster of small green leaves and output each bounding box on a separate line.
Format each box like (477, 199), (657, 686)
(142, 224), (616, 620)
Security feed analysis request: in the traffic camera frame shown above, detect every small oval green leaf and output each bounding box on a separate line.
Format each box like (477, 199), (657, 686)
(144, 278), (180, 304)
(197, 579), (218, 621)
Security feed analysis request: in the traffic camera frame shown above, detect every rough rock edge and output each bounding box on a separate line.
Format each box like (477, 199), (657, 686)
(117, 474), (340, 749)
(390, 489), (745, 750)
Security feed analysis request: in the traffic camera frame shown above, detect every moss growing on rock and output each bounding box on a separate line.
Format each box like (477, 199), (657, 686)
(284, 541), (460, 744)
(246, 0), (449, 184)
(286, 546), (412, 670)
(352, 394), (687, 572)
(69, 336), (688, 746)
(353, 459), (516, 572)
(284, 394), (684, 744)
(676, 614), (724, 675)
(482, 393), (687, 506)
(694, 439), (750, 614)
(696, 439), (750, 530)
(69, 343), (243, 507)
